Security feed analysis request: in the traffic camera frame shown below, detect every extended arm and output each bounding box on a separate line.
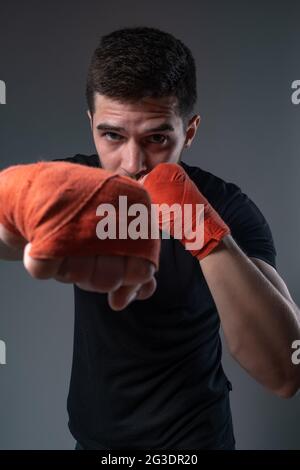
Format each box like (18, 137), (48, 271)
(0, 162), (160, 309)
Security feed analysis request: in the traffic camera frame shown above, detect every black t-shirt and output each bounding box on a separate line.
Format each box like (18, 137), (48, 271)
(52, 154), (277, 450)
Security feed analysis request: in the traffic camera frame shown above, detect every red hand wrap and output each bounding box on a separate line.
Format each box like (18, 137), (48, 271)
(142, 163), (230, 260)
(0, 162), (160, 269)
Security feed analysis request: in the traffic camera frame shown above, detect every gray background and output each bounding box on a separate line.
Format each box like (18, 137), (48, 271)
(0, 0), (299, 449)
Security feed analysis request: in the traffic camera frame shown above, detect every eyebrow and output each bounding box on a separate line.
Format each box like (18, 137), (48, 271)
(96, 122), (175, 133)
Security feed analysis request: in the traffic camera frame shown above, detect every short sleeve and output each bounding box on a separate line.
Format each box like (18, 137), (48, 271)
(217, 182), (277, 270)
(180, 162), (277, 271)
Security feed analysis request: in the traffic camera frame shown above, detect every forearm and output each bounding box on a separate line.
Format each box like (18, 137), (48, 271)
(200, 234), (300, 397)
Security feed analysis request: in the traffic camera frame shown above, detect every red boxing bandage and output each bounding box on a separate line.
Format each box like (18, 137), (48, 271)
(142, 163), (230, 260)
(0, 161), (160, 269)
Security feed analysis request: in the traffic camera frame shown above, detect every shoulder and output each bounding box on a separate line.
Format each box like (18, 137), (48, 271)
(51, 154), (101, 168)
(180, 160), (243, 213)
(180, 160), (277, 269)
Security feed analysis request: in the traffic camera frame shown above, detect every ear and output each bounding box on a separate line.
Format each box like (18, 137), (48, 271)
(87, 110), (93, 131)
(184, 114), (201, 148)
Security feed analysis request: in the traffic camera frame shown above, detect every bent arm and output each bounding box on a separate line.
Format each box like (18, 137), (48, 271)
(200, 234), (300, 398)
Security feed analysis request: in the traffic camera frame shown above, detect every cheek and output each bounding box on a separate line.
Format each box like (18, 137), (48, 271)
(93, 139), (121, 172)
(148, 142), (182, 168)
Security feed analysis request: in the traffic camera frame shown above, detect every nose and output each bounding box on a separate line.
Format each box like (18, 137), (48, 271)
(120, 140), (147, 179)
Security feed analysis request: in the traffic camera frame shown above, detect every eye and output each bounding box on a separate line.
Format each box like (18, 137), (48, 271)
(102, 132), (123, 141)
(147, 134), (169, 144)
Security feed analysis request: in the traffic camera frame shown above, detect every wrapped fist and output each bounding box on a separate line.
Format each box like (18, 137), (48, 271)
(0, 161), (161, 309)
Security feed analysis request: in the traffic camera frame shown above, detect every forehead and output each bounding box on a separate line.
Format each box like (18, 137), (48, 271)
(93, 94), (183, 128)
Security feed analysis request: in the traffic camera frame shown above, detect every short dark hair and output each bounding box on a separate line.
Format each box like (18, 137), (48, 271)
(86, 27), (197, 122)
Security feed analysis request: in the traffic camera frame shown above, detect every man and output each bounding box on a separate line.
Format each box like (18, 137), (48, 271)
(0, 27), (299, 450)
